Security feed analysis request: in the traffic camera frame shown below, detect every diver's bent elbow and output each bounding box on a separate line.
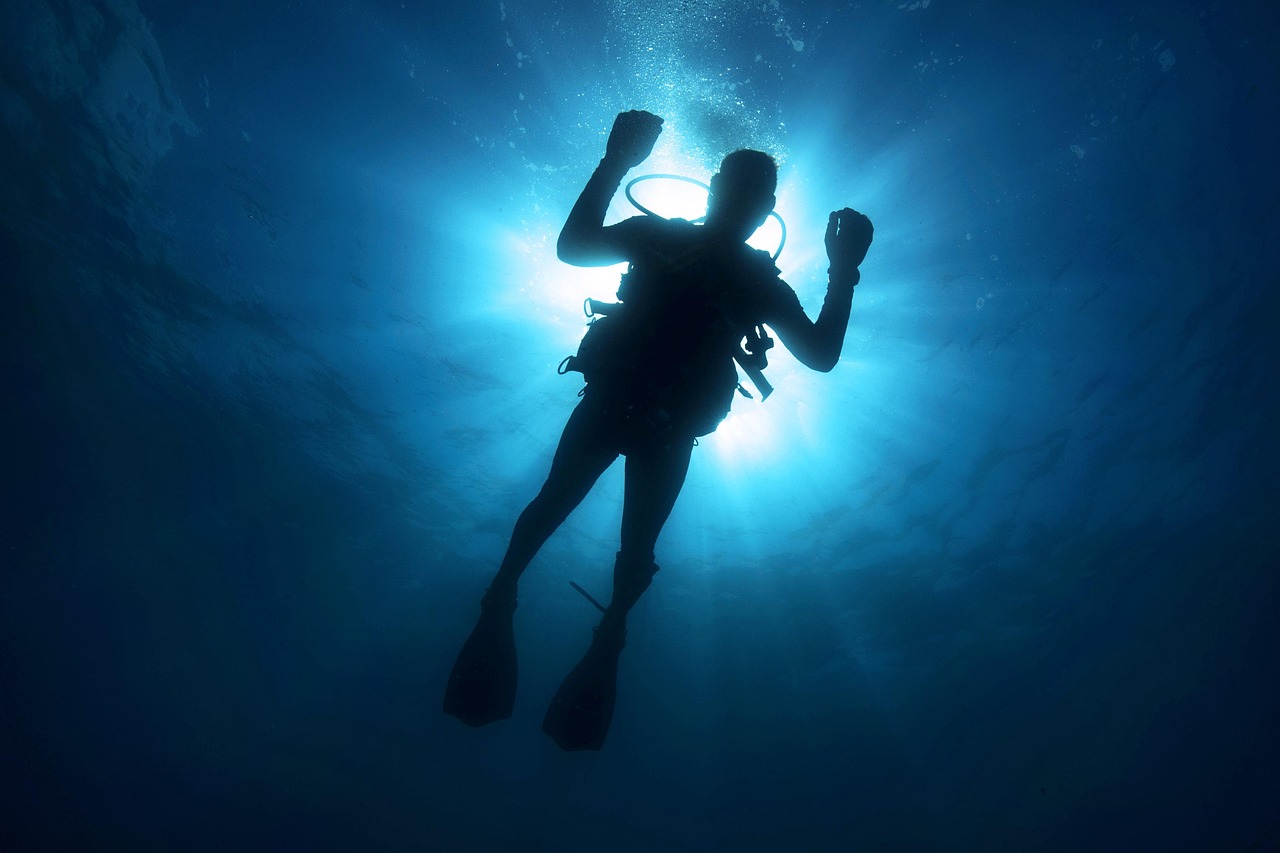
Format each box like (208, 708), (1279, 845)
(790, 344), (839, 373)
(556, 235), (587, 266)
(809, 350), (841, 373)
(796, 357), (836, 373)
(557, 235), (624, 267)
(557, 231), (607, 266)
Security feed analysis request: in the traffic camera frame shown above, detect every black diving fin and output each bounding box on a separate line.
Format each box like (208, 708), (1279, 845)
(541, 614), (626, 751)
(443, 585), (518, 726)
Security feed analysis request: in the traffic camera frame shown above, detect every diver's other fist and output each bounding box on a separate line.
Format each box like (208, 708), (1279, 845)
(825, 207), (874, 275)
(605, 110), (664, 168)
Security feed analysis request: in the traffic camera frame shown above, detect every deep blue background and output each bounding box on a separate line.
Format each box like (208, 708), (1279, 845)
(3, 0), (1278, 849)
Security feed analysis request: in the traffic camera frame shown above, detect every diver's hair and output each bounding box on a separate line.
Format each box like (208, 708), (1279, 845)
(718, 149), (778, 196)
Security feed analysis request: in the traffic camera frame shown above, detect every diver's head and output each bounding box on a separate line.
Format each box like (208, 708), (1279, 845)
(705, 149), (777, 241)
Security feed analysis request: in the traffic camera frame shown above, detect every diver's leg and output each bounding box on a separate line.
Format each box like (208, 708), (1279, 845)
(491, 394), (620, 589)
(608, 433), (695, 617)
(445, 395), (619, 727)
(541, 432), (695, 750)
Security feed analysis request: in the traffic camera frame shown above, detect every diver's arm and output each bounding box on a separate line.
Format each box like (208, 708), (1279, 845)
(769, 208), (873, 372)
(768, 272), (858, 373)
(557, 157), (633, 266)
(557, 110), (663, 267)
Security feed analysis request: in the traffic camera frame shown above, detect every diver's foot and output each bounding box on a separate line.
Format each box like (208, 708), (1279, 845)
(442, 582), (519, 726)
(593, 608), (627, 653)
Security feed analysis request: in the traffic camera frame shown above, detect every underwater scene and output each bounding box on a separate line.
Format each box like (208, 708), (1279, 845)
(2, 0), (1277, 849)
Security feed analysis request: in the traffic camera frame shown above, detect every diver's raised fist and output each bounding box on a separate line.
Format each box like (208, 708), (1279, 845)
(825, 207), (874, 276)
(605, 110), (664, 168)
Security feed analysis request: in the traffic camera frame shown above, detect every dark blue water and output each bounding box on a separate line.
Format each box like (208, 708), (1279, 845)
(3, 0), (1277, 849)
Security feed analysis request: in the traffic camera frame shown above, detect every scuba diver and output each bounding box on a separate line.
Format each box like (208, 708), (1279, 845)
(444, 109), (873, 750)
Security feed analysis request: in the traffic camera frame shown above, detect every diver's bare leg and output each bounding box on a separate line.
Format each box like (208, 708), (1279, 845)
(444, 396), (619, 726)
(605, 433), (695, 626)
(540, 433), (694, 749)
(490, 396), (619, 593)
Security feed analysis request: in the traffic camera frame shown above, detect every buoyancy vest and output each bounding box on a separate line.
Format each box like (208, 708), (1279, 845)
(559, 220), (780, 436)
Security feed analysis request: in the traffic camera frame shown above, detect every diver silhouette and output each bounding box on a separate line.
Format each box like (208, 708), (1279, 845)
(444, 110), (873, 750)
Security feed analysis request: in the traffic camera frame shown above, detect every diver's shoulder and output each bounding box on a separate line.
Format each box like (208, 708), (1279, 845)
(616, 214), (696, 236)
(624, 216), (702, 250)
(741, 244), (782, 278)
(652, 216), (701, 236)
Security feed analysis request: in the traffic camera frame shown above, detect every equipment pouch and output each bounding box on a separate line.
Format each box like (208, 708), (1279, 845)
(559, 311), (629, 384)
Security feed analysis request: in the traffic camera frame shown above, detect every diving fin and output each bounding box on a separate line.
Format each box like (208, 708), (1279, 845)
(443, 584), (518, 726)
(541, 615), (626, 751)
